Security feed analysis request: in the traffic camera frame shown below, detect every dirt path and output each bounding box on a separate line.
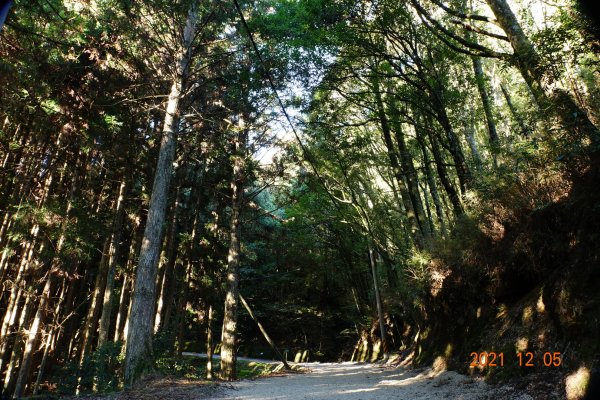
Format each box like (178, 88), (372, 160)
(182, 352), (280, 365)
(217, 362), (533, 400)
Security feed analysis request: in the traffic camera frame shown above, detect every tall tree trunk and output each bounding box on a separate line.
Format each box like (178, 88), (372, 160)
(220, 119), (247, 381)
(472, 56), (499, 146)
(123, 6), (197, 384)
(371, 75), (423, 246)
(390, 108), (432, 241)
(32, 279), (68, 395)
(419, 114), (464, 216)
(113, 274), (130, 343)
(12, 280), (52, 398)
(430, 88), (472, 193)
(368, 248), (388, 360)
(464, 107), (484, 170)
(13, 146), (85, 398)
(78, 237), (110, 365)
(206, 305), (214, 379)
(115, 204), (145, 343)
(52, 264), (81, 362)
(420, 180), (436, 235)
(124, 96), (178, 382)
(471, 56), (499, 169)
(154, 187), (180, 333)
(0, 225), (38, 374)
(3, 294), (32, 395)
(171, 261), (191, 357)
(97, 177), (129, 347)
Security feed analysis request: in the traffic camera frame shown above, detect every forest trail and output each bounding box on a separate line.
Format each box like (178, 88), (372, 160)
(182, 352), (280, 365)
(217, 362), (533, 400)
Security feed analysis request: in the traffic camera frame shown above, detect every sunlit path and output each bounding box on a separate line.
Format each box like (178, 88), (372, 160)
(218, 362), (531, 400)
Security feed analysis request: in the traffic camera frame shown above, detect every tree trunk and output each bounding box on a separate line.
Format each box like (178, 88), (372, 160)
(430, 89), (472, 193)
(0, 225), (38, 374)
(123, 6), (197, 384)
(113, 274), (130, 343)
(172, 262), (192, 358)
(220, 119), (247, 381)
(123, 89), (177, 381)
(485, 0), (599, 143)
(97, 177), (129, 347)
(13, 146), (84, 398)
(368, 248), (388, 360)
(115, 204), (145, 343)
(371, 75), (423, 246)
(471, 54), (499, 149)
(420, 180), (436, 235)
(79, 236), (110, 365)
(3, 295), (32, 395)
(154, 188), (180, 333)
(32, 280), (68, 395)
(12, 275), (52, 397)
(206, 305), (214, 379)
(420, 116), (464, 216)
(464, 107), (484, 170)
(390, 110), (432, 241)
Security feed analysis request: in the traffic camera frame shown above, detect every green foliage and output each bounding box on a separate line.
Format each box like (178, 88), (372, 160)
(155, 356), (207, 380)
(40, 99), (61, 116)
(54, 342), (124, 395)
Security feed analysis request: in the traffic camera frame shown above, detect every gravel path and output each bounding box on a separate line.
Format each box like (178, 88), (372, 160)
(217, 362), (533, 400)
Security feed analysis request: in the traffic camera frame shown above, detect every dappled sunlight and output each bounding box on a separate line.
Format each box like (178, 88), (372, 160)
(522, 306), (533, 326)
(565, 366), (590, 400)
(515, 337), (529, 352)
(370, 341), (382, 362)
(223, 363), (511, 399)
(432, 356), (447, 372)
(329, 371), (372, 377)
(536, 292), (546, 313)
(336, 387), (378, 394)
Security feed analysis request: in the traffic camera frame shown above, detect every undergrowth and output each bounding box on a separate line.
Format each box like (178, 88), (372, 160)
(44, 342), (284, 398)
(402, 152), (600, 398)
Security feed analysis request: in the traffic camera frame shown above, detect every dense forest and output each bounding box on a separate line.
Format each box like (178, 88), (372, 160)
(0, 0), (599, 399)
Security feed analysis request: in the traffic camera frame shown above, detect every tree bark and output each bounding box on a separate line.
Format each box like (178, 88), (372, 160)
(472, 56), (498, 145)
(32, 280), (68, 395)
(113, 274), (130, 343)
(206, 305), (214, 379)
(13, 147), (84, 398)
(464, 107), (484, 170)
(3, 295), (32, 395)
(78, 236), (110, 365)
(123, 6), (197, 384)
(368, 248), (388, 360)
(98, 177), (129, 347)
(430, 88), (472, 193)
(420, 115), (464, 216)
(371, 75), (423, 246)
(390, 110), (432, 241)
(220, 119), (247, 381)
(154, 188), (180, 333)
